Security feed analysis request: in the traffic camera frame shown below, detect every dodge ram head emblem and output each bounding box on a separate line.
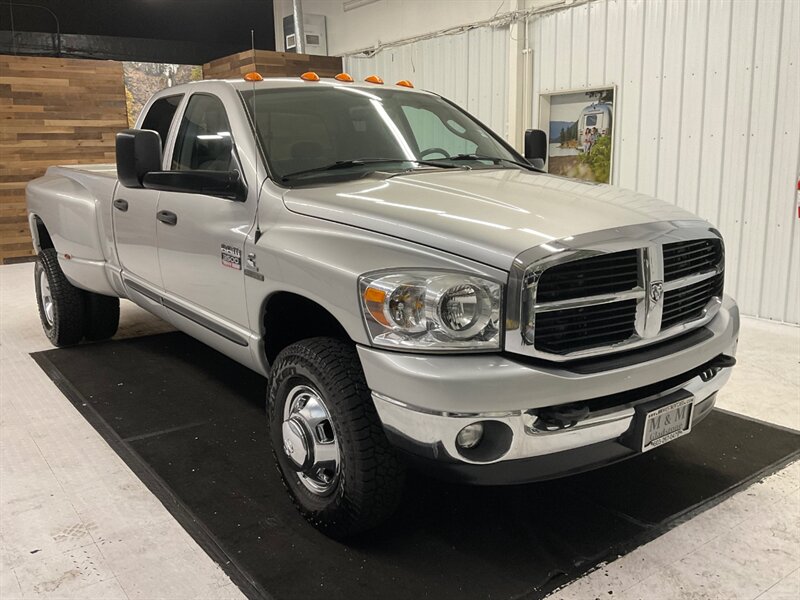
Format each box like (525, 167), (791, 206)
(649, 281), (664, 302)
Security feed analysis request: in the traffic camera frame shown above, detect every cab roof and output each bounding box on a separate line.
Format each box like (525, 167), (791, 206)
(174, 76), (429, 95)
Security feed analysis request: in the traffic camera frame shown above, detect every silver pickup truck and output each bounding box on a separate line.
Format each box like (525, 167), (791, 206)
(26, 74), (739, 537)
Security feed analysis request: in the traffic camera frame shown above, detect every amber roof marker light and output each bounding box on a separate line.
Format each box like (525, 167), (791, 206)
(335, 73), (354, 82)
(364, 75), (384, 84)
(395, 80), (414, 88)
(300, 71), (320, 81)
(243, 72), (263, 81)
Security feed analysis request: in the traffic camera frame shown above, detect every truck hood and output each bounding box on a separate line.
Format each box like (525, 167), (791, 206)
(282, 169), (702, 270)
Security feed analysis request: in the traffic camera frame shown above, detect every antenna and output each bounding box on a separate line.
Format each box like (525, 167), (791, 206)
(250, 29), (262, 242)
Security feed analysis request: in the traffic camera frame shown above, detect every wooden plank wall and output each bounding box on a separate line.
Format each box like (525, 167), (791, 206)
(203, 49), (342, 80)
(0, 55), (128, 263)
(0, 50), (342, 263)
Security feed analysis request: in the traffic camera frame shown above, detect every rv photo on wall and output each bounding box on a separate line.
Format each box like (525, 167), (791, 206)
(546, 88), (614, 183)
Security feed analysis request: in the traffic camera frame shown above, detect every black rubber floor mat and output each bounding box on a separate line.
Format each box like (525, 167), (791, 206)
(32, 332), (800, 600)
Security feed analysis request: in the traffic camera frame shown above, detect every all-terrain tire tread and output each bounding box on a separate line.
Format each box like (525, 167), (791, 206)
(35, 248), (85, 347)
(268, 337), (405, 538)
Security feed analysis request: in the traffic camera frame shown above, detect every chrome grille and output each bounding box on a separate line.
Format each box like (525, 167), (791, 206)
(534, 299), (637, 354)
(536, 250), (639, 302)
(663, 239), (723, 281)
(506, 224), (726, 361)
(662, 272), (724, 330)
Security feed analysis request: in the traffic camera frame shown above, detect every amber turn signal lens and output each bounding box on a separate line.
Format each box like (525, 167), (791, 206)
(363, 287), (389, 326)
(334, 72), (354, 82)
(300, 71), (320, 81)
(243, 72), (263, 82)
(364, 75), (384, 84)
(395, 80), (414, 88)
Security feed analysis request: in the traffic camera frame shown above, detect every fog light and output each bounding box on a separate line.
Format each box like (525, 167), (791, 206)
(456, 423), (484, 449)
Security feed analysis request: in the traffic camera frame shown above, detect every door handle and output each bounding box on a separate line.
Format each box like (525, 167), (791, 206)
(156, 210), (178, 226)
(113, 198), (129, 212)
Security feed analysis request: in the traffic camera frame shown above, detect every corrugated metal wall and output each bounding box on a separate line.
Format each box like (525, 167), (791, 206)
(343, 26), (510, 139)
(530, 0), (799, 323)
(341, 0), (798, 323)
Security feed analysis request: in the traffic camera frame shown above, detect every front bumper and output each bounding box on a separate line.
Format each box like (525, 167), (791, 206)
(357, 296), (739, 484)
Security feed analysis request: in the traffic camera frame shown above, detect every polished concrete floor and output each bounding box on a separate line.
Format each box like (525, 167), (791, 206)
(1, 262), (798, 599)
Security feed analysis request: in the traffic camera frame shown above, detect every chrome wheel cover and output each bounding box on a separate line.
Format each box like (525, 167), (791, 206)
(282, 384), (340, 495)
(39, 270), (54, 327)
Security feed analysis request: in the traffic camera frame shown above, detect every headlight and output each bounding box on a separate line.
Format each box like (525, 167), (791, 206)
(359, 270), (502, 351)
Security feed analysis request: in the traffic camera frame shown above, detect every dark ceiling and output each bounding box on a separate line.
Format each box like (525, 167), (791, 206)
(0, 0), (276, 64)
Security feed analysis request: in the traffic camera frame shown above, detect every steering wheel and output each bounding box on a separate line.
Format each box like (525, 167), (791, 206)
(419, 147), (451, 159)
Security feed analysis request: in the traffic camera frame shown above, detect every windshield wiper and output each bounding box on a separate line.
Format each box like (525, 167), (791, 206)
(441, 154), (536, 170)
(281, 158), (461, 181)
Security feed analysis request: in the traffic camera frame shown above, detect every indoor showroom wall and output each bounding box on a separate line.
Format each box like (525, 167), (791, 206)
(336, 0), (798, 325)
(348, 26), (511, 141)
(273, 0), (555, 56)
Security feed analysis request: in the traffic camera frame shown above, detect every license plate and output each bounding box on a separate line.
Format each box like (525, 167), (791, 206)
(641, 396), (694, 452)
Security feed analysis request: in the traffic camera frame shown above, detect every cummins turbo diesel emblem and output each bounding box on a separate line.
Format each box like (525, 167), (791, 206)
(221, 244), (242, 270)
(649, 281), (664, 303)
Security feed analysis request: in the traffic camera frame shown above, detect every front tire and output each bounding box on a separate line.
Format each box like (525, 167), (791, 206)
(268, 337), (405, 538)
(34, 248), (85, 347)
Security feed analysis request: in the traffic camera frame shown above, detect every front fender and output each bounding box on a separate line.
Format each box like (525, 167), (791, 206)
(244, 207), (508, 368)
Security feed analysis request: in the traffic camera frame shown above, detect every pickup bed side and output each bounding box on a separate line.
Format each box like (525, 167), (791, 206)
(27, 164), (122, 298)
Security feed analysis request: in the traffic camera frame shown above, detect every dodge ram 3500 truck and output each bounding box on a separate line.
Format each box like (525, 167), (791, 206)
(26, 74), (739, 537)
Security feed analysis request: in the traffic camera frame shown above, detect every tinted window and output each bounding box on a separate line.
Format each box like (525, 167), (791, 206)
(141, 95), (182, 150)
(172, 94), (233, 172)
(401, 106), (478, 157)
(242, 87), (517, 182)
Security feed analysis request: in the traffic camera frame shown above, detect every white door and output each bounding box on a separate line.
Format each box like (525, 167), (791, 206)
(155, 92), (255, 328)
(112, 186), (162, 287)
(113, 94), (183, 288)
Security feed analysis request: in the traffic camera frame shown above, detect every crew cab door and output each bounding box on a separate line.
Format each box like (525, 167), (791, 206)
(112, 94), (182, 288)
(155, 92), (254, 328)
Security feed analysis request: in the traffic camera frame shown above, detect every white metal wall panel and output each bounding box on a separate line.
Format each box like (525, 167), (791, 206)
(737, 0), (785, 314)
(636, 0), (666, 198)
(764, 0), (800, 323)
(586, 0), (607, 89)
(695, 0), (732, 225)
(570, 2), (590, 89)
(343, 26), (510, 139)
(676, 0), (710, 216)
(715, 0), (758, 301)
(655, 0), (688, 206)
(530, 0), (800, 323)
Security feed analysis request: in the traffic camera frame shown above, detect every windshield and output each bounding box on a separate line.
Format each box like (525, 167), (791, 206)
(240, 86), (524, 183)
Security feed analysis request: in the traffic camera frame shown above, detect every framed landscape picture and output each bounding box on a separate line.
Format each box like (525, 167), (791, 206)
(539, 87), (615, 184)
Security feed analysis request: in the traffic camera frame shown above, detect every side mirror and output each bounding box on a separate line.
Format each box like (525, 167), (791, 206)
(523, 129), (548, 169)
(142, 170), (247, 202)
(116, 129), (162, 188)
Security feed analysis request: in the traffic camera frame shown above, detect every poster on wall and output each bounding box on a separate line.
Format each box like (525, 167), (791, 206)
(545, 88), (614, 183)
(122, 62), (203, 127)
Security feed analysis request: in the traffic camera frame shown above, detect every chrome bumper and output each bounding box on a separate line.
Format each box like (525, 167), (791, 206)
(358, 296), (739, 472)
(371, 365), (730, 466)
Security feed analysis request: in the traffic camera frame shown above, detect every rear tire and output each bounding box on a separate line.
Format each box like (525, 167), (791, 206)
(84, 293), (119, 341)
(268, 337), (405, 538)
(35, 248), (85, 347)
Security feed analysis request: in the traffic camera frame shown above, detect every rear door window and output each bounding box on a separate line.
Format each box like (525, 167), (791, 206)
(140, 95), (183, 150)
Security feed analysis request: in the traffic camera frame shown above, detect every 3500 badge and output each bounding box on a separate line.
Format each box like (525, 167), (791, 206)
(221, 244), (242, 270)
